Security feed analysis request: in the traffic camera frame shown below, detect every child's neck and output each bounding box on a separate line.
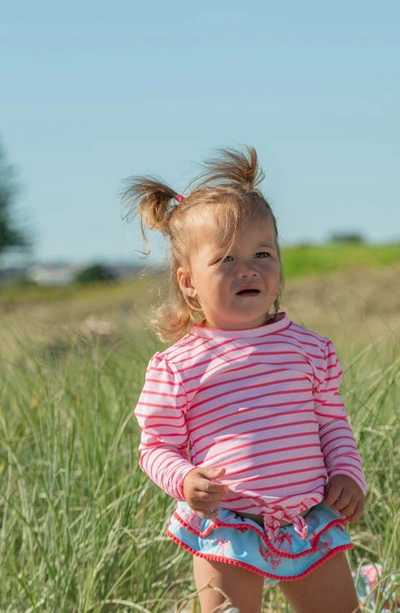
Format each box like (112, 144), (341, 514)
(199, 312), (277, 330)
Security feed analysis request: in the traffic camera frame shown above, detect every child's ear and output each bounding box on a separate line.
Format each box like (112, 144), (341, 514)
(177, 267), (197, 298)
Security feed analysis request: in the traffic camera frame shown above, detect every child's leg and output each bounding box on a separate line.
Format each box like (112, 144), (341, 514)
(279, 552), (360, 613)
(193, 556), (264, 613)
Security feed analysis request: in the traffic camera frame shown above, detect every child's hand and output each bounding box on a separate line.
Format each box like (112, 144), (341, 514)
(324, 474), (364, 522)
(183, 467), (228, 519)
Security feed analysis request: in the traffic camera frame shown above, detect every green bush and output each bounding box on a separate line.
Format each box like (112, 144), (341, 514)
(74, 263), (116, 284)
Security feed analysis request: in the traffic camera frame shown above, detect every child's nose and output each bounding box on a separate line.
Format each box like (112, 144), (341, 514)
(237, 261), (258, 277)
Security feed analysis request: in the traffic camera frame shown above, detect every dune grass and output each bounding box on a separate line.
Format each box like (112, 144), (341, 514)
(0, 251), (399, 611)
(0, 315), (399, 611)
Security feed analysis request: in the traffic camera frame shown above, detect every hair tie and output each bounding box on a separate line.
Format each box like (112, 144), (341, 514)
(175, 194), (185, 202)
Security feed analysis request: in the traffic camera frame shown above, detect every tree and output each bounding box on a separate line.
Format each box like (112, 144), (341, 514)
(329, 232), (365, 244)
(73, 263), (117, 284)
(0, 139), (29, 255)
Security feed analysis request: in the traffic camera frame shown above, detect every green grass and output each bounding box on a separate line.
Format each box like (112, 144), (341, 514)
(0, 274), (158, 310)
(282, 243), (400, 278)
(0, 321), (399, 611)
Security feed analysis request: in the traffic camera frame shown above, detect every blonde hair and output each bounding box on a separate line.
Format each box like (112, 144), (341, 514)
(122, 147), (282, 342)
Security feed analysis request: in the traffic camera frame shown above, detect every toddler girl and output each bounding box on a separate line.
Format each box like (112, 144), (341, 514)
(126, 147), (366, 613)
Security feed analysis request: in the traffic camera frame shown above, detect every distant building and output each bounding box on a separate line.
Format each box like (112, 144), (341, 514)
(0, 261), (158, 286)
(27, 264), (81, 286)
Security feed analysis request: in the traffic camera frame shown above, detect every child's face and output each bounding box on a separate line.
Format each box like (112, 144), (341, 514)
(177, 214), (281, 330)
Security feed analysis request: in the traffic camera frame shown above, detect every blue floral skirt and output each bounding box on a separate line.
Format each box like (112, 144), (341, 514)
(167, 502), (352, 582)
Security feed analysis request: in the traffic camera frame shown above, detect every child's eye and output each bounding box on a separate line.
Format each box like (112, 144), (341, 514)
(254, 252), (270, 259)
(214, 255), (234, 265)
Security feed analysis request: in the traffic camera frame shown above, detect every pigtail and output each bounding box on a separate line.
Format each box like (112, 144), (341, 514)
(122, 177), (178, 242)
(122, 175), (194, 340)
(194, 146), (265, 192)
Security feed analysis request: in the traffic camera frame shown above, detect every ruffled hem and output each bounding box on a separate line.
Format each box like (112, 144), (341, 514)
(171, 502), (349, 558)
(167, 529), (352, 582)
(167, 502), (353, 581)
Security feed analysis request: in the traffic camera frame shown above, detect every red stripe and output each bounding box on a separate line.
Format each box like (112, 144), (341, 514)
(200, 440), (321, 466)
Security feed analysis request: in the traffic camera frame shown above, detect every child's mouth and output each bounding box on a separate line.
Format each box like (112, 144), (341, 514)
(236, 289), (260, 296)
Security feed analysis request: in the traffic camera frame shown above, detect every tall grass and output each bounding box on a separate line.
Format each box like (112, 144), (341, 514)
(0, 319), (398, 612)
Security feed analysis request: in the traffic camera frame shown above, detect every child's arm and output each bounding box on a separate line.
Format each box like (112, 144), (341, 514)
(315, 340), (367, 518)
(134, 354), (195, 501)
(135, 354), (229, 516)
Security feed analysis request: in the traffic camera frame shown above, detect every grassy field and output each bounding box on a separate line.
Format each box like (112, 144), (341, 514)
(0, 245), (399, 611)
(281, 243), (400, 278)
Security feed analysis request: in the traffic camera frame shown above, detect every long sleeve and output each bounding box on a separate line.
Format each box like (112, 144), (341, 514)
(134, 353), (195, 501)
(315, 340), (367, 493)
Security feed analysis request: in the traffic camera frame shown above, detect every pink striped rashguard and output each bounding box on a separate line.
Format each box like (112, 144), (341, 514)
(135, 313), (366, 580)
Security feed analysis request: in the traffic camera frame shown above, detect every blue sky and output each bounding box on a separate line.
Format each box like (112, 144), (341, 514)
(1, 1), (399, 265)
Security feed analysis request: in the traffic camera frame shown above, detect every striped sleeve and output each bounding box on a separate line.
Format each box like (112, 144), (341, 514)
(134, 353), (195, 501)
(315, 340), (367, 493)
